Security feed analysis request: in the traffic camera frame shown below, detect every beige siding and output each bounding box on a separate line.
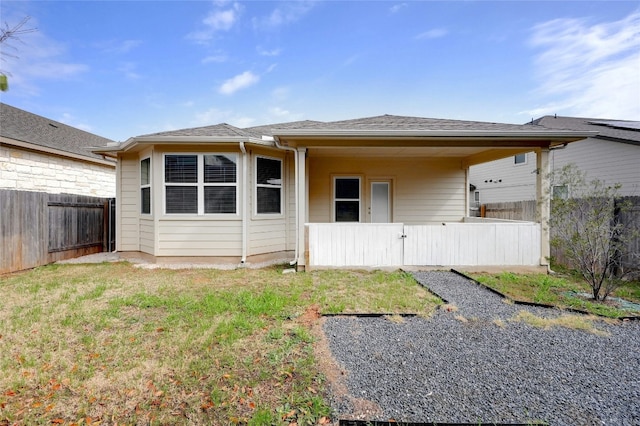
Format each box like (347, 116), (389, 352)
(140, 218), (154, 254)
(308, 157), (466, 224)
(551, 139), (639, 196)
(286, 152), (296, 251)
(469, 152), (537, 205)
(118, 154), (140, 251)
(249, 219), (287, 255)
(246, 148), (290, 256)
(157, 220), (242, 256)
(469, 139), (640, 206)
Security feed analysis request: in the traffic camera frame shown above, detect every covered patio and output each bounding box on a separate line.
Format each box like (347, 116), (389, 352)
(268, 116), (594, 271)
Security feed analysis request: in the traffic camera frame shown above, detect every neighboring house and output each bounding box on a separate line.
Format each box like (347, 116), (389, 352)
(95, 115), (593, 270)
(0, 103), (116, 197)
(1, 103), (117, 274)
(469, 116), (640, 210)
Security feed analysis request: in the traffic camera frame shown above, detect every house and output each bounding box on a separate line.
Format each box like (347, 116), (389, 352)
(94, 115), (593, 271)
(0, 103), (116, 197)
(0, 103), (117, 274)
(469, 116), (640, 210)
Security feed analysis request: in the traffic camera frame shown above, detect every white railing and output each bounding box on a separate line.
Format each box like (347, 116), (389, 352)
(306, 220), (541, 268)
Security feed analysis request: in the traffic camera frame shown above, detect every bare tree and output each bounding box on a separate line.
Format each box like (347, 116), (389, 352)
(549, 164), (639, 301)
(0, 16), (37, 91)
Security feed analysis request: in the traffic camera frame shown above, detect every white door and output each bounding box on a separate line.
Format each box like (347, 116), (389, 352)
(371, 182), (390, 223)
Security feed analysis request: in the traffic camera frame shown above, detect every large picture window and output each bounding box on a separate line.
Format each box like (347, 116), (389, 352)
(256, 156), (282, 214)
(334, 177), (360, 222)
(164, 154), (237, 215)
(140, 157), (151, 214)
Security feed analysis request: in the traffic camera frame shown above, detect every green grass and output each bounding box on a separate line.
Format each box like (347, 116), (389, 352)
(0, 263), (440, 425)
(470, 271), (640, 319)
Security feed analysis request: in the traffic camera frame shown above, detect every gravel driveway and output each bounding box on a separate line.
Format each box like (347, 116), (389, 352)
(323, 271), (640, 425)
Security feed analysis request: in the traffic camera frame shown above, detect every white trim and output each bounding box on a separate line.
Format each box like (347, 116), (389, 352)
(140, 157), (152, 215)
(333, 176), (362, 222)
(514, 153), (527, 165)
(254, 154), (284, 217)
(162, 153), (239, 217)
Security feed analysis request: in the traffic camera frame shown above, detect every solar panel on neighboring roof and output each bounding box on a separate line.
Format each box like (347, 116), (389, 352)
(588, 120), (640, 131)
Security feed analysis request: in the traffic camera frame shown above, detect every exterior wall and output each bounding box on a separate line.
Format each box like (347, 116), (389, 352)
(247, 147), (290, 256)
(469, 151), (537, 205)
(156, 219), (242, 256)
(469, 139), (640, 206)
(116, 144), (293, 259)
(118, 153), (140, 251)
(0, 144), (115, 197)
(308, 156), (466, 224)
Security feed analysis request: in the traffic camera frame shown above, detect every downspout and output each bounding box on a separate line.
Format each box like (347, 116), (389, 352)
(240, 142), (248, 265)
(272, 136), (299, 266)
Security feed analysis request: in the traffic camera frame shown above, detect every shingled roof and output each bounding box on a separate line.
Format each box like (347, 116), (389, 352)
(533, 115), (640, 145)
(0, 103), (115, 161)
(130, 114), (558, 140)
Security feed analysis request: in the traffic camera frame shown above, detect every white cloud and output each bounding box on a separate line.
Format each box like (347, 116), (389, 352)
(0, 27), (88, 93)
(59, 112), (93, 132)
(203, 8), (237, 31)
(187, 2), (243, 43)
(117, 62), (141, 80)
(254, 1), (315, 29)
(390, 3), (407, 14)
(99, 39), (143, 54)
(193, 107), (255, 127)
(271, 86), (290, 101)
(257, 46), (282, 57)
(415, 28), (448, 40)
(524, 11), (640, 120)
(218, 71), (260, 95)
(202, 54), (228, 64)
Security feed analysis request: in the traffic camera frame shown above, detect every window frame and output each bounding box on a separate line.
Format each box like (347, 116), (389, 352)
(254, 155), (283, 216)
(333, 176), (362, 223)
(514, 153), (527, 165)
(552, 184), (569, 200)
(162, 153), (239, 216)
(140, 157), (152, 215)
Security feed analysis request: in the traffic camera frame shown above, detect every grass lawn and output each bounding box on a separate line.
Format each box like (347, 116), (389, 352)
(468, 271), (640, 319)
(0, 263), (440, 425)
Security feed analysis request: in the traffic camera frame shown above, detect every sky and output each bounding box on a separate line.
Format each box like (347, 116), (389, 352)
(1, 0), (639, 142)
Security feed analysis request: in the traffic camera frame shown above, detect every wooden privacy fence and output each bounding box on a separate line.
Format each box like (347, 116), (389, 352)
(0, 189), (115, 274)
(482, 197), (640, 269)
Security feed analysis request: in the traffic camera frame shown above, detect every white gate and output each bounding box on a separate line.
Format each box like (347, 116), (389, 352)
(306, 221), (541, 268)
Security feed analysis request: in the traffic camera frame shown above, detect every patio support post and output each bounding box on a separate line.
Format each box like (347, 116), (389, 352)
(536, 147), (550, 267)
(296, 147), (307, 271)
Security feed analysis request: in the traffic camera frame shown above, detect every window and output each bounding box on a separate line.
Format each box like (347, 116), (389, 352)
(164, 154), (237, 215)
(256, 157), (282, 214)
(514, 153), (527, 165)
(140, 158), (151, 214)
(552, 185), (569, 200)
(334, 177), (360, 222)
(474, 191), (480, 206)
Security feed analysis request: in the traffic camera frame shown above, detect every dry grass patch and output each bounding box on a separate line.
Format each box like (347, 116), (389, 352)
(0, 263), (439, 424)
(511, 310), (610, 336)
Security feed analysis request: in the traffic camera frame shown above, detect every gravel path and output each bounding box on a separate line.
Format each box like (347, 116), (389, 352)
(323, 271), (640, 425)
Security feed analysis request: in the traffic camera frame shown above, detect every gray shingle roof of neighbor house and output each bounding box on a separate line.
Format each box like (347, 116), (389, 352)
(533, 115), (640, 145)
(0, 103), (116, 163)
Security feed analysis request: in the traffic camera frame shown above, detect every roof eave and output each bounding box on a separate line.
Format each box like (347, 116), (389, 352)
(273, 129), (597, 138)
(92, 135), (273, 155)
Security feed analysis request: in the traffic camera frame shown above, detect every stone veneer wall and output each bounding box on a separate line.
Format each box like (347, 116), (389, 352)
(0, 145), (116, 198)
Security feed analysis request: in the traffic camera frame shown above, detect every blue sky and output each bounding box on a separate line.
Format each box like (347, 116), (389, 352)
(1, 1), (639, 142)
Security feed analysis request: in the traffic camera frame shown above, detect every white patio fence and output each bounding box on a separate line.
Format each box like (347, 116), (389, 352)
(307, 219), (541, 268)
